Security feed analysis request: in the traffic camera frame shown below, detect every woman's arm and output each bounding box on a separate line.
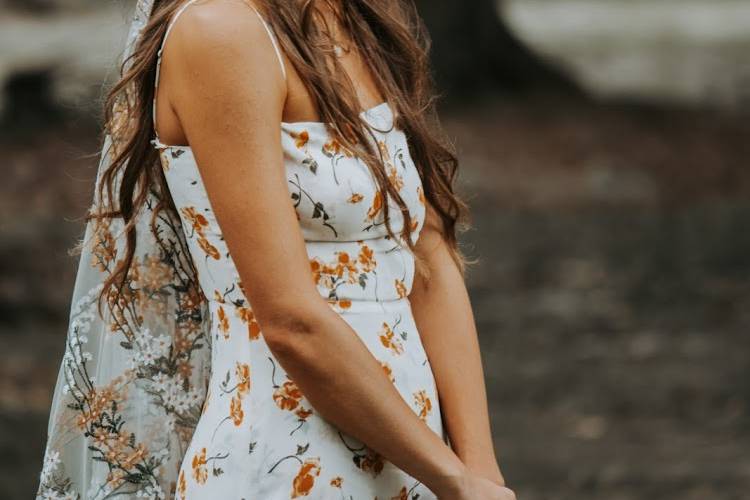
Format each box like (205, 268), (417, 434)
(409, 202), (507, 486)
(159, 2), (475, 496)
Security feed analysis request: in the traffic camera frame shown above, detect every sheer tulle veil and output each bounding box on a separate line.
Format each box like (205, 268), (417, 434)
(36, 1), (211, 498)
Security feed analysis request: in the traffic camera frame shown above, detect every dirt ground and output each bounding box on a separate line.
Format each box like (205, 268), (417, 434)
(1, 97), (749, 499)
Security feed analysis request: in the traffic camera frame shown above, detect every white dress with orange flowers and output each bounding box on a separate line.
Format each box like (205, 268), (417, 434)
(149, 2), (447, 499)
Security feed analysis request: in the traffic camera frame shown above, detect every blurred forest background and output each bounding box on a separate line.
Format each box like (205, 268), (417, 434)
(1, 0), (749, 499)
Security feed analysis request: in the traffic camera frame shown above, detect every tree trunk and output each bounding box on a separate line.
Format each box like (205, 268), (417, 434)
(416, 0), (582, 97)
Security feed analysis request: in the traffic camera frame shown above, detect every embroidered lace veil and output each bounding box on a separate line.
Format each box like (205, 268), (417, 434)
(36, 1), (211, 498)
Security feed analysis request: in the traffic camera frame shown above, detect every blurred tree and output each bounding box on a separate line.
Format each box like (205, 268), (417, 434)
(416, 0), (581, 97)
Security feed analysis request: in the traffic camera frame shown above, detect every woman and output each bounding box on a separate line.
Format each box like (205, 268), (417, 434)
(37, 0), (514, 498)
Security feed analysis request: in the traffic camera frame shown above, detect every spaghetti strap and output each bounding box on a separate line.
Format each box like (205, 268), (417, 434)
(245, 3), (288, 82)
(151, 0), (287, 149)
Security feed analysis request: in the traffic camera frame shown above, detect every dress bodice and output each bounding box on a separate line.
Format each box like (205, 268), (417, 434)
(155, 102), (427, 313)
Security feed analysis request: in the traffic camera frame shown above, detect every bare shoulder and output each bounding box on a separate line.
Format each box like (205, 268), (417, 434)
(163, 0), (284, 85)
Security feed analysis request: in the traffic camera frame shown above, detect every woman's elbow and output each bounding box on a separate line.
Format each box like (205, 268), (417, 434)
(257, 299), (325, 353)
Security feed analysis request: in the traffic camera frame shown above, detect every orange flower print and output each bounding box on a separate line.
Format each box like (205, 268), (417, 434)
(417, 185), (425, 206)
(310, 258), (348, 288)
(348, 193), (364, 204)
(391, 486), (409, 500)
(295, 406), (313, 420)
(180, 206), (209, 234)
(236, 306), (261, 340)
(159, 149), (171, 172)
(378, 141), (404, 190)
(235, 362), (251, 396)
(336, 251), (358, 278)
(413, 389), (432, 421)
(330, 476), (343, 488)
(394, 278), (407, 299)
(367, 190), (383, 220)
(273, 377), (313, 423)
(191, 447), (208, 485)
(323, 138), (339, 156)
(181, 206), (220, 260)
(217, 306), (230, 339)
(229, 395), (244, 426)
(357, 243), (376, 273)
(292, 130), (309, 149)
(356, 448), (384, 477)
(380, 361), (395, 383)
(323, 137), (352, 157)
(325, 297), (352, 312)
(377, 141), (390, 160)
(197, 236), (221, 260)
(379, 321), (404, 356)
(292, 457), (321, 498)
(387, 164), (404, 191)
(218, 285), (261, 340)
(273, 379), (303, 412)
(310, 259), (323, 285)
(310, 248), (370, 300)
(177, 469), (186, 498)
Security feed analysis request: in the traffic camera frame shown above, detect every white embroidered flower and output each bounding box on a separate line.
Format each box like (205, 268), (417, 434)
(151, 334), (171, 359)
(172, 395), (191, 414)
(39, 449), (60, 483)
(153, 447), (170, 461)
(151, 372), (170, 392)
(130, 329), (172, 369)
(39, 490), (73, 500)
(163, 413), (176, 432)
(186, 387), (204, 406)
(133, 477), (166, 500)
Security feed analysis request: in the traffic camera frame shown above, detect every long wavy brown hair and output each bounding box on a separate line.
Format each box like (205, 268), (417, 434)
(90, 0), (471, 313)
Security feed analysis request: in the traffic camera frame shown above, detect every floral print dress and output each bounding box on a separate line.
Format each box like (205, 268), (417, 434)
(146, 2), (448, 499)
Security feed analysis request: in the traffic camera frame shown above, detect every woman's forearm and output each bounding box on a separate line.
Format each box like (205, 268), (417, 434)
(262, 298), (468, 496)
(409, 228), (505, 486)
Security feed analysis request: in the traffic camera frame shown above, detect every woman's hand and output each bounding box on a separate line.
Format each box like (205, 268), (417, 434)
(438, 471), (517, 500)
(463, 455), (506, 486)
(471, 477), (517, 500)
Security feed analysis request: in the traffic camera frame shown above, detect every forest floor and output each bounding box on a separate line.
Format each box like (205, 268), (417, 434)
(1, 96), (749, 499)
